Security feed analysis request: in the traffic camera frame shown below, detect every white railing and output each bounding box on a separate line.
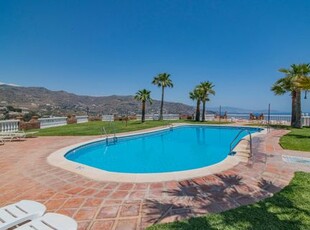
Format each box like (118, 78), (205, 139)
(137, 114), (179, 121)
(136, 114), (154, 121)
(0, 120), (19, 132)
(205, 114), (215, 121)
(38, 117), (67, 129)
(302, 116), (310, 126)
(227, 114), (249, 120)
(102, 115), (114, 121)
(76, 116), (88, 123)
(227, 113), (310, 126)
(162, 114), (179, 120)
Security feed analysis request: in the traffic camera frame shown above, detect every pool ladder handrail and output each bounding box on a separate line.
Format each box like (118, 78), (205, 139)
(102, 125), (117, 145)
(229, 129), (252, 157)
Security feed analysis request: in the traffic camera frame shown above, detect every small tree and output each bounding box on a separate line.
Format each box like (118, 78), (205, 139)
(134, 89), (152, 123)
(152, 73), (173, 120)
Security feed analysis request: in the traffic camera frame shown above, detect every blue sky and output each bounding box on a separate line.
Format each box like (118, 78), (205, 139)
(1, 0), (310, 112)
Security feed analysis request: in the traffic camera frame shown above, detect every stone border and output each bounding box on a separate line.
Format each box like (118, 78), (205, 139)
(47, 124), (266, 183)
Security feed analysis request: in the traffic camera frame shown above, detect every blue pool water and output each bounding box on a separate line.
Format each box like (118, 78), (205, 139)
(65, 126), (261, 173)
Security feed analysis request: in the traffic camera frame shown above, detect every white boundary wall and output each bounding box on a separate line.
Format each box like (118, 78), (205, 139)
(76, 116), (88, 123)
(102, 115), (114, 121)
(39, 117), (67, 129)
(137, 114), (179, 121)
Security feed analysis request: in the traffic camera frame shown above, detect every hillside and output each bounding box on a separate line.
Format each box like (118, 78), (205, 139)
(0, 85), (194, 116)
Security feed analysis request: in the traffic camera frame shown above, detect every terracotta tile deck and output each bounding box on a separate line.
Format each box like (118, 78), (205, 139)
(0, 130), (309, 229)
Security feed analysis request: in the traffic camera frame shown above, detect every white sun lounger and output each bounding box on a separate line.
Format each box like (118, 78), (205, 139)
(9, 131), (27, 140)
(15, 213), (77, 230)
(0, 200), (46, 230)
(0, 132), (25, 141)
(0, 130), (37, 142)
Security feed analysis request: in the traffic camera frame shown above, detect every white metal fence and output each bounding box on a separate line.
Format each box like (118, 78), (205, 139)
(0, 120), (19, 132)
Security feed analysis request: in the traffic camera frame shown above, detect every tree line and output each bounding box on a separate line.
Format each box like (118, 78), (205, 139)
(135, 63), (310, 127)
(134, 73), (215, 123)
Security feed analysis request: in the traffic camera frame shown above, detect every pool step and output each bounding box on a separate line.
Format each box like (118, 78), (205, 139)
(232, 139), (251, 163)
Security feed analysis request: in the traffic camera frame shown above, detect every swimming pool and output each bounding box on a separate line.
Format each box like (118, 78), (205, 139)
(65, 125), (262, 174)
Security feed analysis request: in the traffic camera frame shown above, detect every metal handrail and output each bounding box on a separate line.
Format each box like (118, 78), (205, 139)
(101, 126), (108, 138)
(230, 129), (252, 157)
(102, 124), (117, 145)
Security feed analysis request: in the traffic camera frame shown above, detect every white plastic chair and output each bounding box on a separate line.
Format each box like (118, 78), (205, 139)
(15, 213), (78, 230)
(0, 200), (46, 230)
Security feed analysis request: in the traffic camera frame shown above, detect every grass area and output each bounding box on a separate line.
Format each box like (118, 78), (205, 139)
(35, 120), (231, 136)
(280, 127), (310, 152)
(148, 172), (310, 230)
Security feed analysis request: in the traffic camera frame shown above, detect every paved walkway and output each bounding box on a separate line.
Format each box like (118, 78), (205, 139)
(0, 129), (309, 230)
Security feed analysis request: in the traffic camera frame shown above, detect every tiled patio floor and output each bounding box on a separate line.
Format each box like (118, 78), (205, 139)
(0, 129), (309, 230)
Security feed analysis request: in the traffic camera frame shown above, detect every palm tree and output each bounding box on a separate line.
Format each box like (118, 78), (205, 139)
(198, 81), (215, 122)
(189, 87), (203, 122)
(271, 63), (310, 128)
(134, 89), (152, 123)
(152, 73), (173, 120)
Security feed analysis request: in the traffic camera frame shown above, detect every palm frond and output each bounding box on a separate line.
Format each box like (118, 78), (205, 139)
(271, 84), (286, 95)
(134, 89), (152, 103)
(152, 73), (173, 88)
(296, 76), (310, 90)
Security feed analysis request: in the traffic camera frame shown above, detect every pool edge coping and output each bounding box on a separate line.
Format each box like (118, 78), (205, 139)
(47, 123), (266, 183)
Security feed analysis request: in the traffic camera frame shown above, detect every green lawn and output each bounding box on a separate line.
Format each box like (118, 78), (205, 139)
(35, 120), (231, 136)
(280, 127), (310, 152)
(148, 172), (310, 230)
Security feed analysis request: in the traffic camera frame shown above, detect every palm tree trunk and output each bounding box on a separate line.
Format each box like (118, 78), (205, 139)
(195, 100), (200, 121)
(159, 86), (164, 120)
(142, 101), (146, 123)
(291, 90), (302, 128)
(202, 100), (206, 122)
(294, 90), (302, 128)
(291, 92), (295, 127)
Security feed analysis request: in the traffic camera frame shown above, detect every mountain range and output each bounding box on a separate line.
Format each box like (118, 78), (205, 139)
(0, 84), (195, 116)
(0, 83), (283, 117)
